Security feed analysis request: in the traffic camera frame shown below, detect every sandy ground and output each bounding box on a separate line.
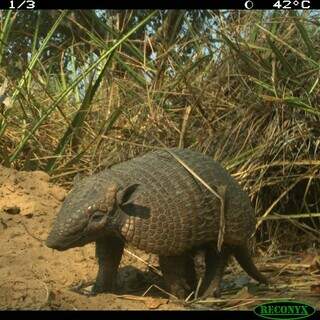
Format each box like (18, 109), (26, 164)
(0, 164), (319, 310)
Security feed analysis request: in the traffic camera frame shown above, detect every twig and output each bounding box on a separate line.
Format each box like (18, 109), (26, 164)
(192, 297), (295, 304)
(217, 185), (226, 252)
(179, 106), (192, 148)
(256, 176), (304, 229)
(194, 277), (203, 300)
(141, 284), (177, 299)
(223, 300), (257, 310)
(124, 249), (162, 276)
(39, 280), (51, 309)
(20, 221), (45, 243)
(185, 290), (195, 302)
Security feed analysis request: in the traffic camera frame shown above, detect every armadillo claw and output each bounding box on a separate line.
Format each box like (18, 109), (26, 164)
(69, 281), (97, 296)
(91, 282), (115, 295)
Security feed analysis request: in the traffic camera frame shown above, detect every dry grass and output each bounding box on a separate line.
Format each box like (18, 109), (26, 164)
(0, 10), (319, 252)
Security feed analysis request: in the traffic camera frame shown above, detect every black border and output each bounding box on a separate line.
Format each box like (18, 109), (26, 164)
(1, 310), (320, 319)
(1, 0), (319, 10)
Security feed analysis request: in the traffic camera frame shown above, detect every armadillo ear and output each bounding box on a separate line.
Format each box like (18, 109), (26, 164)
(104, 183), (119, 211)
(116, 184), (139, 206)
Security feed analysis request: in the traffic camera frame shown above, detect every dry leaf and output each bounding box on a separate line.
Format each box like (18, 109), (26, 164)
(144, 298), (168, 309)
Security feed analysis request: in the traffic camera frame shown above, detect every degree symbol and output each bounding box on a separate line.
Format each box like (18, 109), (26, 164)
(244, 0), (254, 9)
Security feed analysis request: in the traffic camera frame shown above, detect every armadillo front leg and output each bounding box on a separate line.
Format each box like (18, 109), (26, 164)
(185, 254), (197, 292)
(92, 236), (124, 294)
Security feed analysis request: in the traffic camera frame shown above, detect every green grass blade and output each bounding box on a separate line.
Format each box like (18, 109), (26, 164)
(292, 12), (317, 61)
(256, 23), (320, 68)
(8, 10), (157, 165)
(0, 11), (16, 65)
(0, 10), (69, 139)
(266, 36), (295, 76)
(45, 53), (114, 172)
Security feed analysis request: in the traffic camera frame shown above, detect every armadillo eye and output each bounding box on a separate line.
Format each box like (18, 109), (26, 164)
(90, 211), (105, 222)
(98, 203), (108, 212)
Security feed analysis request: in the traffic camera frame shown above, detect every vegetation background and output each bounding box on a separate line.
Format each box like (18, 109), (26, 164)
(0, 10), (319, 253)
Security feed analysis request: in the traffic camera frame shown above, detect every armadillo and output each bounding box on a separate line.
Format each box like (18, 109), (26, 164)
(46, 148), (267, 298)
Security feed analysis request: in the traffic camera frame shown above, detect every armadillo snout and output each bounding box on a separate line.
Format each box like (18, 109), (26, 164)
(45, 237), (65, 251)
(45, 228), (70, 251)
(46, 217), (95, 250)
(46, 219), (79, 251)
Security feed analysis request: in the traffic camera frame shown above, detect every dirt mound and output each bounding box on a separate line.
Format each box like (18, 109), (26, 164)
(0, 165), (65, 217)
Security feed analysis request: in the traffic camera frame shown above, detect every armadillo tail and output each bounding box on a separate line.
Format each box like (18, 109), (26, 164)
(233, 245), (268, 284)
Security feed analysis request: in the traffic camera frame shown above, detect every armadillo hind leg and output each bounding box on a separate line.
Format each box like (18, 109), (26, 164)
(233, 244), (268, 285)
(92, 236), (124, 294)
(197, 248), (219, 297)
(200, 247), (231, 298)
(159, 254), (195, 299)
